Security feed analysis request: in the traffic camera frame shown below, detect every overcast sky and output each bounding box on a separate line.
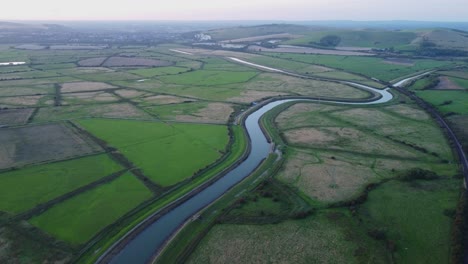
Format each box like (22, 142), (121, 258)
(2, 0), (468, 21)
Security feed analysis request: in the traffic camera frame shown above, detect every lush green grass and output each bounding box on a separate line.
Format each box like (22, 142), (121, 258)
(0, 154), (122, 214)
(128, 66), (190, 77)
(407, 76), (437, 90)
(284, 30), (417, 48)
(201, 58), (253, 72)
(158, 70), (258, 86)
(29, 172), (152, 245)
(361, 179), (460, 263)
(76, 126), (248, 264)
(266, 53), (456, 82)
(415, 90), (468, 114)
(78, 119), (229, 186)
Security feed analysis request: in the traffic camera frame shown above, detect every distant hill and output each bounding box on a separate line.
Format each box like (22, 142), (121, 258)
(202, 24), (325, 41)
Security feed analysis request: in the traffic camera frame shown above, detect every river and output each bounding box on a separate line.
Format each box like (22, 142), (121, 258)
(101, 58), (426, 264)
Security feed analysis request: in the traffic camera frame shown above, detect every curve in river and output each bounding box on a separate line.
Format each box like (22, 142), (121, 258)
(103, 58), (426, 264)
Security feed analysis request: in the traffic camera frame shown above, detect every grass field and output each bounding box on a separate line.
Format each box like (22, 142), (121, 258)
(415, 90), (468, 114)
(128, 66), (190, 77)
(0, 154), (122, 213)
(188, 209), (389, 264)
(78, 119), (229, 186)
(32, 103), (153, 122)
(158, 70), (258, 86)
(362, 179), (460, 263)
(29, 172), (152, 245)
(0, 41), (464, 263)
(265, 53), (456, 82)
(145, 101), (234, 124)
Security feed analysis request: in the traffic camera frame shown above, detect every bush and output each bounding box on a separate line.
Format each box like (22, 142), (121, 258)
(367, 228), (387, 240)
(400, 168), (439, 181)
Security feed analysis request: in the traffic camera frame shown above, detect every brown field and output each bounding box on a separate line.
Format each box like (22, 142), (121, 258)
(114, 89), (147, 99)
(433, 76), (464, 90)
(0, 85), (53, 97)
(33, 103), (153, 122)
(227, 90), (289, 103)
(284, 126), (417, 158)
(248, 45), (372, 56)
(103, 57), (172, 67)
(176, 102), (233, 124)
(138, 95), (196, 105)
(0, 108), (34, 126)
(77, 57), (107, 67)
(241, 73), (370, 99)
(438, 70), (468, 80)
(60, 82), (116, 93)
(0, 95), (48, 106)
(62, 92), (119, 105)
(0, 123), (101, 169)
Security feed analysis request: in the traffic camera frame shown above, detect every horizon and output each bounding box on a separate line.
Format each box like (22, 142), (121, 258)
(1, 0), (468, 21)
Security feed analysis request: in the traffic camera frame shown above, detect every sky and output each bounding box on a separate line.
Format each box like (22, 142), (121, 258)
(2, 0), (468, 21)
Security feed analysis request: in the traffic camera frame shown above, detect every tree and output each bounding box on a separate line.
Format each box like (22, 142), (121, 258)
(319, 35), (341, 47)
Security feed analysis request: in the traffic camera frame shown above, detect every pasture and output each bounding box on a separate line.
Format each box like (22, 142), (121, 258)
(265, 53), (457, 82)
(0, 154), (122, 213)
(77, 119), (229, 186)
(29, 172), (152, 244)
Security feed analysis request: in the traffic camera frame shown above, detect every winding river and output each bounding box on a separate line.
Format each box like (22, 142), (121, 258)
(102, 58), (424, 264)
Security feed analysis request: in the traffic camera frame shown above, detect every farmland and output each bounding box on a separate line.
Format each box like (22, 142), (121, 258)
(30, 172), (153, 244)
(0, 23), (466, 264)
(0, 154), (122, 214)
(77, 119), (229, 186)
(179, 97), (461, 263)
(260, 53), (458, 82)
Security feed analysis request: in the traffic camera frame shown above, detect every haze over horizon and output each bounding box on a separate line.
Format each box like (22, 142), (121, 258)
(2, 0), (468, 22)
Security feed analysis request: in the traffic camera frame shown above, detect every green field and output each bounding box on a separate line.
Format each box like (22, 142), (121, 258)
(128, 66), (190, 77)
(265, 53), (456, 82)
(29, 172), (152, 244)
(415, 90), (468, 114)
(158, 70), (258, 86)
(362, 179), (460, 263)
(0, 154), (122, 214)
(78, 119), (229, 186)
